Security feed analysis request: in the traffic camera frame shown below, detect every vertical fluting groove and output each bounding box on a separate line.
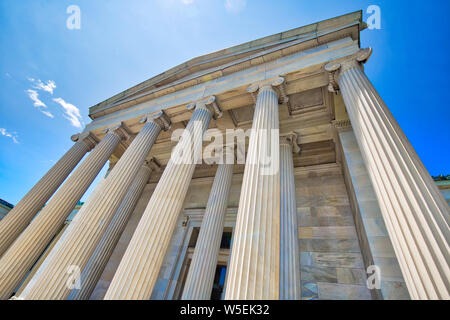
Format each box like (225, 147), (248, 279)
(338, 65), (450, 300)
(279, 143), (301, 300)
(340, 70), (422, 298)
(68, 164), (152, 300)
(225, 86), (280, 300)
(357, 75), (447, 294)
(0, 133), (120, 300)
(21, 121), (162, 300)
(181, 160), (234, 300)
(104, 107), (212, 300)
(0, 140), (89, 257)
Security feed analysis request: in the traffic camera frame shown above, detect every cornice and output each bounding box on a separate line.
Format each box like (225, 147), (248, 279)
(89, 11), (363, 119)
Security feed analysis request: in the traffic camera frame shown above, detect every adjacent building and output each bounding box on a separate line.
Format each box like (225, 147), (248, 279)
(0, 199), (13, 221)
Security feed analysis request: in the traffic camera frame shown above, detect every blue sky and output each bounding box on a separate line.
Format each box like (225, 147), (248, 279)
(0, 0), (449, 205)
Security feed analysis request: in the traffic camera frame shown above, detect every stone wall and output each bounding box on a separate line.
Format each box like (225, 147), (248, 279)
(436, 184), (450, 206)
(338, 129), (409, 300)
(295, 164), (371, 300)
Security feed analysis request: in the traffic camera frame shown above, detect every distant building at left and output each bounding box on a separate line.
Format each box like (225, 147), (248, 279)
(0, 199), (14, 221)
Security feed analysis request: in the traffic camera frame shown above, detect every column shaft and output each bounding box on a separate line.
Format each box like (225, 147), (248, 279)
(15, 224), (69, 296)
(0, 131), (120, 299)
(68, 163), (152, 300)
(334, 57), (450, 299)
(0, 139), (90, 257)
(279, 138), (301, 300)
(225, 85), (280, 300)
(104, 104), (213, 299)
(182, 158), (234, 300)
(21, 119), (163, 299)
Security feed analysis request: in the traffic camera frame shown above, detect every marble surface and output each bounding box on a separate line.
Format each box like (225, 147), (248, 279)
(295, 169), (371, 300)
(339, 129), (409, 300)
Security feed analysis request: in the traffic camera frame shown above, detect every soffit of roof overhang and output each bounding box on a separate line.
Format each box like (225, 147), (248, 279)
(89, 10), (365, 120)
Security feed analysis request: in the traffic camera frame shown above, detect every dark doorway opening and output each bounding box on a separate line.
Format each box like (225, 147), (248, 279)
(211, 265), (227, 300)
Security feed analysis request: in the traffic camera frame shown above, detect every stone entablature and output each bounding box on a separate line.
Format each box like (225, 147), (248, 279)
(89, 11), (365, 119)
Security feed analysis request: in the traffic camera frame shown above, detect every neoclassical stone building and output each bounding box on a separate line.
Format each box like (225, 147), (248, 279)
(0, 11), (448, 300)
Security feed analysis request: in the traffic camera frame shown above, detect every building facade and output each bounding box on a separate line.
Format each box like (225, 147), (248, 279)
(0, 199), (13, 221)
(435, 177), (450, 207)
(0, 11), (448, 300)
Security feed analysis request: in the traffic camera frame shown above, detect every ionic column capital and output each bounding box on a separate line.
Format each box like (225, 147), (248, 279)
(187, 96), (223, 120)
(140, 110), (172, 131)
(102, 122), (131, 141)
(247, 84), (259, 104)
(71, 131), (98, 151)
(271, 76), (289, 104)
(324, 47), (373, 92)
(247, 76), (289, 104)
(70, 133), (81, 142)
(280, 132), (301, 154)
(145, 157), (162, 173)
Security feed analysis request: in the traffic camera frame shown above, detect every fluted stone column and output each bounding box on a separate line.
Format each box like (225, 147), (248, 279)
(21, 112), (170, 300)
(325, 48), (450, 300)
(0, 133), (94, 257)
(68, 160), (157, 300)
(15, 224), (69, 296)
(0, 128), (124, 300)
(182, 147), (234, 300)
(279, 133), (301, 300)
(104, 97), (222, 300)
(225, 80), (281, 300)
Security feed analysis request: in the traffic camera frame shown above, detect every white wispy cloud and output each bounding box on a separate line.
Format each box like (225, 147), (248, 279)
(53, 97), (83, 128)
(181, 0), (194, 4)
(28, 78), (57, 94)
(26, 89), (46, 108)
(40, 110), (55, 118)
(41, 159), (56, 165)
(225, 0), (247, 13)
(0, 128), (19, 144)
(26, 89), (54, 118)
